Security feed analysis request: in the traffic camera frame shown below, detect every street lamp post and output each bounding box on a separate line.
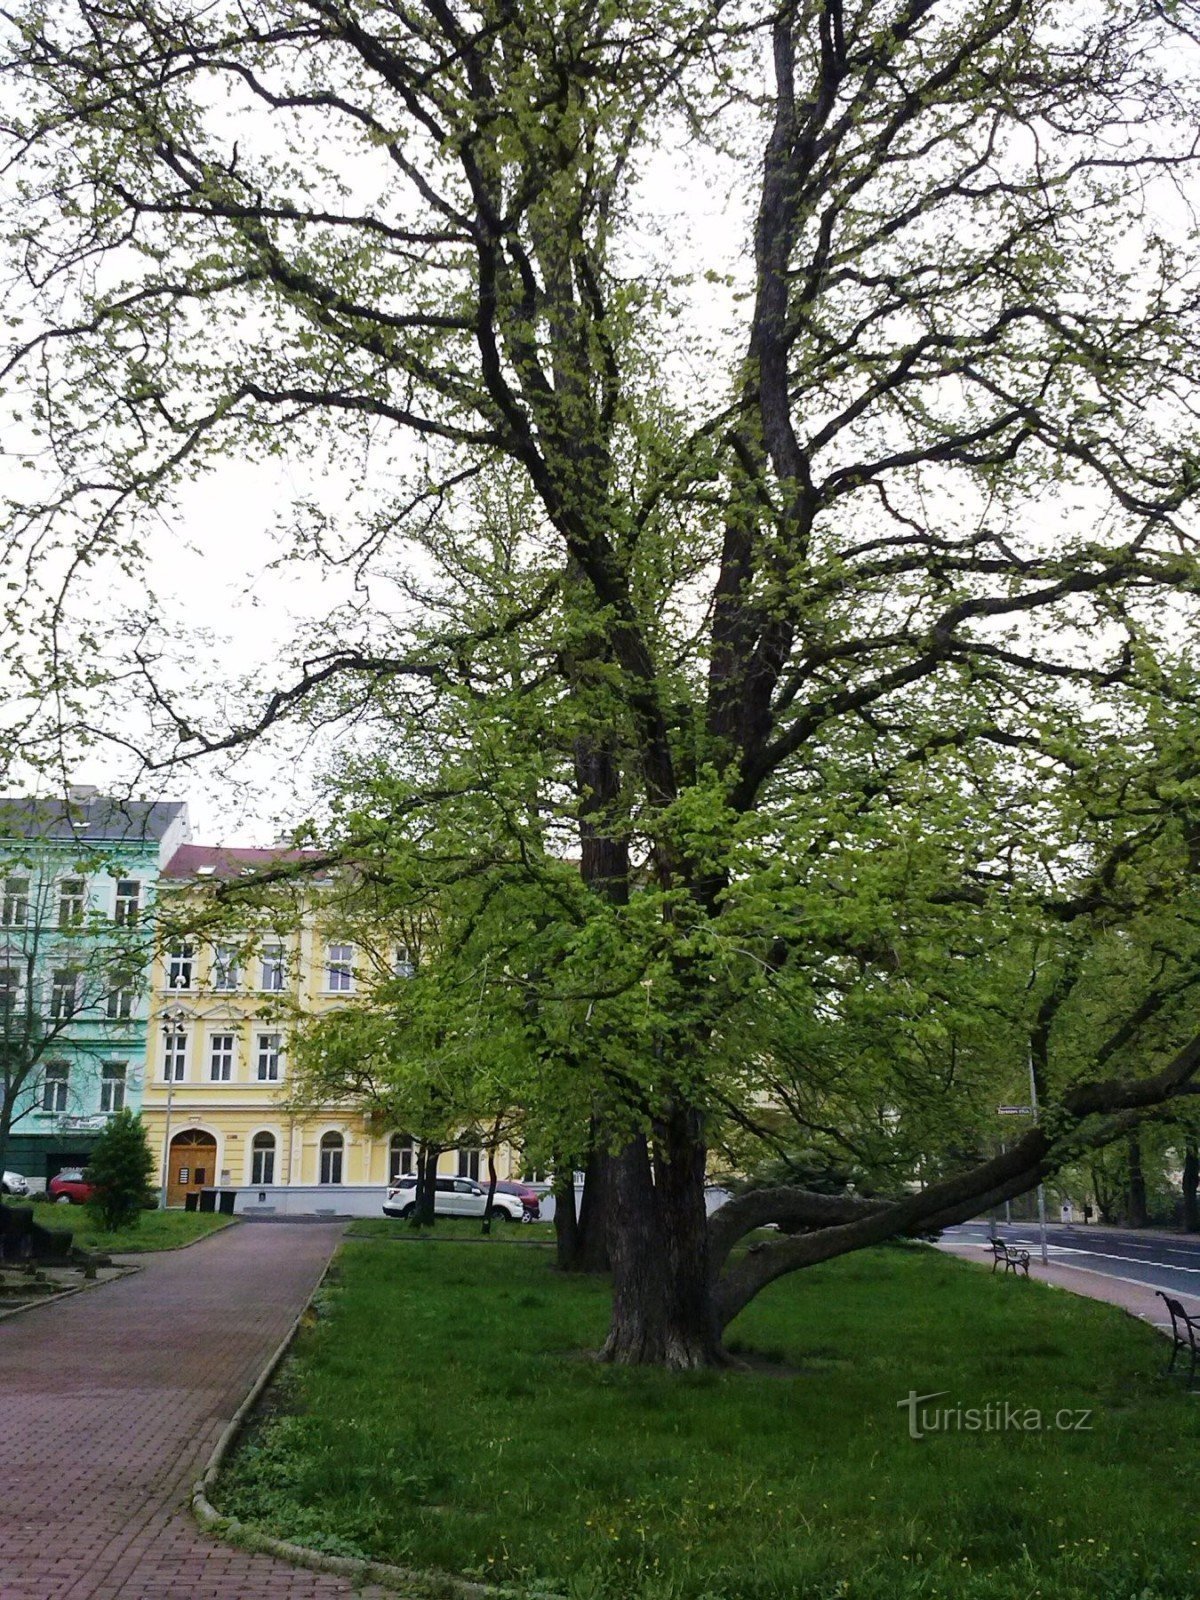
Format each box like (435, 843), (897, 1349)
(158, 1006), (187, 1210)
(1029, 1045), (1049, 1267)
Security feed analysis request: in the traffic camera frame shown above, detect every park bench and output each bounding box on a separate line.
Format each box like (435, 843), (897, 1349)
(989, 1238), (1030, 1277)
(1156, 1291), (1200, 1381)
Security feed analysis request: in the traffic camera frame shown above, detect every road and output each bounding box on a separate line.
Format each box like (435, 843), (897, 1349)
(945, 1220), (1200, 1304)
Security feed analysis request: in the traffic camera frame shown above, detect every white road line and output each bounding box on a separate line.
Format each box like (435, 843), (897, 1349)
(966, 1243), (1200, 1301)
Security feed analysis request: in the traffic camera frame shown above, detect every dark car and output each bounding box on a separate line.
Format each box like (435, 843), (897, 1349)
(47, 1168), (96, 1205)
(490, 1179), (542, 1219)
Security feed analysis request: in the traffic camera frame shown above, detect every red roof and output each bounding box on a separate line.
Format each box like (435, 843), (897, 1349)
(161, 844), (328, 880)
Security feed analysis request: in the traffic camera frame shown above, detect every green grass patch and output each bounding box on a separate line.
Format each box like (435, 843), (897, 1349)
(6, 1202), (237, 1253)
(348, 1214), (555, 1244)
(216, 1240), (1200, 1600)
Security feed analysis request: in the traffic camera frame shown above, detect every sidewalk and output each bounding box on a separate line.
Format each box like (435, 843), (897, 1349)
(939, 1237), (1197, 1333)
(0, 1221), (390, 1600)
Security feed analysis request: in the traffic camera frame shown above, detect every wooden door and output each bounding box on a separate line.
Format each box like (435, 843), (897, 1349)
(167, 1130), (217, 1208)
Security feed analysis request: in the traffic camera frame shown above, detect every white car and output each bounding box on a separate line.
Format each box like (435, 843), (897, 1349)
(1, 1170), (29, 1196)
(383, 1176), (528, 1221)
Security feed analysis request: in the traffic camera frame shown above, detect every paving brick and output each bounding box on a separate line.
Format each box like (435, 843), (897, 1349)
(0, 1222), (393, 1600)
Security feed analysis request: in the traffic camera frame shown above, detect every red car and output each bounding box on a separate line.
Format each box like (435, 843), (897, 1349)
(491, 1179), (542, 1219)
(47, 1168), (96, 1205)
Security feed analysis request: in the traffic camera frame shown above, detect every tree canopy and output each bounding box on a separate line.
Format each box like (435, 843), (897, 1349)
(6, 0), (1200, 1360)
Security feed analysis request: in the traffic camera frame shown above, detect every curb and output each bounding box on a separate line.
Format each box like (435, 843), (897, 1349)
(0, 1263), (141, 1325)
(110, 1216), (240, 1258)
(191, 1240), (533, 1600)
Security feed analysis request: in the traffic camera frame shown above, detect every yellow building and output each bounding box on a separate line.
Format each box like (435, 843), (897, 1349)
(143, 844), (518, 1212)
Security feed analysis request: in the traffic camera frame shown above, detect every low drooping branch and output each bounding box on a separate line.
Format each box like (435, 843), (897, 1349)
(711, 1027), (1200, 1330)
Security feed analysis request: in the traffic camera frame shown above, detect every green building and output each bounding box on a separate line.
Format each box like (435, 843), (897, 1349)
(0, 788), (190, 1185)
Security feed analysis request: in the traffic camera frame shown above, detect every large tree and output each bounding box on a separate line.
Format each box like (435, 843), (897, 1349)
(6, 0), (1200, 1361)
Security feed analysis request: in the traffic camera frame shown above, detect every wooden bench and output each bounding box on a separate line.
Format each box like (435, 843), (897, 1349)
(1156, 1291), (1200, 1381)
(989, 1238), (1030, 1276)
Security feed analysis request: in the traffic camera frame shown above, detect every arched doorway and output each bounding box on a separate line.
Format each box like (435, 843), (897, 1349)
(167, 1129), (217, 1208)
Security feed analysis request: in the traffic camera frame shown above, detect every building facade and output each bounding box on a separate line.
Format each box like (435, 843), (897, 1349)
(142, 844), (517, 1210)
(0, 789), (190, 1182)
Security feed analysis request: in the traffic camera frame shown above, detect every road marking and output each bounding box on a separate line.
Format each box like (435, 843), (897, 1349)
(967, 1242), (1200, 1299)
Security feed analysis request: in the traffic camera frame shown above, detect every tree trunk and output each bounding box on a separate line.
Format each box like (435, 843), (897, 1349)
(601, 1127), (724, 1368)
(572, 1139), (611, 1273)
(482, 1146), (498, 1234)
(1126, 1134), (1148, 1228)
(1183, 1140), (1199, 1232)
(553, 1161), (579, 1269)
(413, 1142), (439, 1226)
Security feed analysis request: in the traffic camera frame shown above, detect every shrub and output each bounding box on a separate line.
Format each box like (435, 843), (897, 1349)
(86, 1110), (155, 1232)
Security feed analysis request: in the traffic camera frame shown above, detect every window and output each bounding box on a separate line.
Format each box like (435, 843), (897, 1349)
(100, 1062), (126, 1114)
(393, 944), (416, 979)
(113, 879), (140, 926)
(167, 943), (194, 991)
(251, 1131), (276, 1185)
(211, 943), (240, 991)
(58, 879), (86, 928)
(456, 1147), (482, 1182)
(319, 1131), (344, 1185)
(260, 941), (285, 992)
(389, 1133), (415, 1181)
(50, 968), (79, 1020)
(0, 966), (19, 1016)
(106, 972), (137, 1020)
(163, 1029), (187, 1082)
(42, 1061), (69, 1113)
(255, 1032), (281, 1082)
(2, 878), (29, 928)
(326, 942), (355, 992)
(209, 1033), (235, 1082)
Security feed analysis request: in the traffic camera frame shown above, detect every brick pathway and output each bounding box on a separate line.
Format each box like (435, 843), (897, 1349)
(0, 1222), (392, 1600)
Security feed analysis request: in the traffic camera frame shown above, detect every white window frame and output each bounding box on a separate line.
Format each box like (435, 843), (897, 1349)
(259, 942), (286, 993)
(106, 974), (136, 1020)
(325, 942), (355, 993)
(211, 943), (240, 992)
(209, 1032), (235, 1082)
(167, 942), (194, 991)
(163, 1031), (187, 1083)
(389, 1134), (415, 1181)
(250, 1131), (276, 1185)
(113, 879), (141, 926)
(42, 1061), (69, 1113)
(393, 944), (415, 979)
(0, 965), (20, 1015)
(2, 878), (29, 928)
(319, 1131), (344, 1185)
(457, 1147), (482, 1182)
(50, 968), (79, 1020)
(100, 1062), (127, 1114)
(255, 1032), (282, 1082)
(58, 878), (86, 928)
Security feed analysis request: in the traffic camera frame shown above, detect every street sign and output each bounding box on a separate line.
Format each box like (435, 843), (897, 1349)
(997, 1105), (1033, 1115)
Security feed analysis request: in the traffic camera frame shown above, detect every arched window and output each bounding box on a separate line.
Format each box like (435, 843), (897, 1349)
(251, 1131), (276, 1186)
(319, 1130), (344, 1185)
(389, 1133), (415, 1182)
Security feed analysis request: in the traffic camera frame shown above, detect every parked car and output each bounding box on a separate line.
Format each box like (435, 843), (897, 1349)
(47, 1168), (96, 1205)
(382, 1175), (535, 1221)
(490, 1179), (542, 1219)
(1, 1170), (29, 1196)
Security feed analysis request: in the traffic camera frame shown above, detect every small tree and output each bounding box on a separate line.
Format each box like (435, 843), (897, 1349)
(86, 1109), (154, 1232)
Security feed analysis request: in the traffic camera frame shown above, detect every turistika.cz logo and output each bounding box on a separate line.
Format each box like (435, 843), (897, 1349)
(897, 1390), (1093, 1441)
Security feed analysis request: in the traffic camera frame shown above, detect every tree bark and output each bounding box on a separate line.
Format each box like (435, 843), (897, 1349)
(553, 1161), (580, 1270)
(413, 1142), (439, 1226)
(602, 1128), (725, 1368)
(1126, 1134), (1149, 1227)
(1183, 1140), (1199, 1232)
(572, 1139), (611, 1273)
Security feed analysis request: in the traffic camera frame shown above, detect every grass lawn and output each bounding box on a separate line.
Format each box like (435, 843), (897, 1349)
(348, 1215), (556, 1244)
(6, 1202), (237, 1254)
(216, 1239), (1200, 1600)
